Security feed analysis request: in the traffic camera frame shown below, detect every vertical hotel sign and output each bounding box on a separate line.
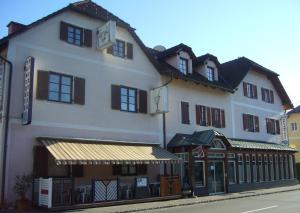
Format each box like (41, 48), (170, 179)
(22, 57), (34, 125)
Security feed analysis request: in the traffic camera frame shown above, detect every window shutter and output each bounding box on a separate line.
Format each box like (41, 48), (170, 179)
(261, 88), (265, 101)
(253, 85), (257, 99)
(74, 77), (85, 105)
(107, 45), (113, 54)
(60, 22), (68, 41)
(266, 118), (270, 134)
(211, 108), (216, 127)
(254, 116), (259, 132)
(243, 114), (248, 130)
(201, 106), (207, 126)
(243, 82), (247, 97)
(36, 70), (49, 100)
(181, 102), (189, 124)
(270, 90), (274, 103)
(196, 105), (200, 125)
(33, 146), (48, 178)
(276, 120), (280, 134)
(207, 107), (211, 126)
(216, 108), (221, 127)
(111, 85), (121, 110)
(138, 90), (147, 114)
(127, 42), (133, 59)
(72, 165), (84, 177)
(83, 29), (92, 47)
(221, 110), (225, 128)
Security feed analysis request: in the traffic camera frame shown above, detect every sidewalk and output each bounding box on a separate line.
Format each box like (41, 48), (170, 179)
(96, 185), (300, 213)
(1, 185), (299, 213)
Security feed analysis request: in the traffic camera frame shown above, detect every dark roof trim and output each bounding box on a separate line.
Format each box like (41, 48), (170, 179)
(156, 43), (197, 60)
(193, 53), (220, 67)
(287, 105), (300, 115)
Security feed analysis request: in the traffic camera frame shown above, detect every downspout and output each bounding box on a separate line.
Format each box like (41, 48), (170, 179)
(0, 55), (13, 204)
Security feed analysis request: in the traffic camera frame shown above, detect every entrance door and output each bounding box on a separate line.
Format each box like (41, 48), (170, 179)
(208, 161), (225, 194)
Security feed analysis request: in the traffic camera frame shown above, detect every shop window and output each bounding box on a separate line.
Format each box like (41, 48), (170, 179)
(275, 155), (279, 180)
(264, 155), (269, 181)
(238, 155), (244, 184)
(280, 155), (284, 179)
(227, 161), (236, 184)
(269, 155), (274, 181)
(174, 153), (189, 185)
(194, 161), (205, 187)
(252, 155), (257, 182)
(246, 155), (251, 183)
(289, 155), (294, 179)
(258, 155), (263, 182)
(284, 155), (289, 179)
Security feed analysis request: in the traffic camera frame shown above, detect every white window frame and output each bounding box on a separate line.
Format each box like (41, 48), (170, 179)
(206, 66), (214, 81)
(194, 160), (206, 187)
(291, 122), (298, 132)
(228, 160), (236, 184)
(179, 57), (188, 75)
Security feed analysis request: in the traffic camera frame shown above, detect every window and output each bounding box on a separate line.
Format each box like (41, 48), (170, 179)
(258, 155), (263, 182)
(246, 155), (251, 183)
(275, 155), (279, 180)
(266, 118), (280, 135)
(228, 161), (236, 184)
(194, 161), (205, 187)
(67, 25), (82, 46)
(252, 155), (257, 182)
(291, 123), (298, 132)
(264, 155), (269, 181)
(269, 155), (274, 181)
(112, 40), (125, 58)
(261, 88), (274, 104)
(243, 114), (259, 132)
(179, 58), (188, 74)
(206, 67), (214, 81)
(243, 82), (257, 99)
(48, 73), (72, 103)
(181, 101), (190, 124)
(238, 155), (244, 183)
(120, 87), (137, 112)
(210, 139), (226, 150)
(196, 105), (225, 128)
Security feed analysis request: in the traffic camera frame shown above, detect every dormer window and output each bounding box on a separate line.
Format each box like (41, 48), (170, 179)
(179, 57), (188, 74)
(207, 66), (214, 81)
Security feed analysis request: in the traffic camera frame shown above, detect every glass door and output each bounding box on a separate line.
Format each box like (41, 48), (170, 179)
(208, 161), (225, 194)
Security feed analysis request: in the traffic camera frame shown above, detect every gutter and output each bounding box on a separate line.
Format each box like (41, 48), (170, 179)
(0, 55), (13, 204)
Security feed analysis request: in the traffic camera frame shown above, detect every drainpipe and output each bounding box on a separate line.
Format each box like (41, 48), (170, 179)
(0, 55), (13, 204)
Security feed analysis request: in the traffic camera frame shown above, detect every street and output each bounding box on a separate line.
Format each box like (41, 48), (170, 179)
(148, 190), (300, 213)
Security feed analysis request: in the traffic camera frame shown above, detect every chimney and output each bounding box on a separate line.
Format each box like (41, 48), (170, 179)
(7, 21), (26, 35)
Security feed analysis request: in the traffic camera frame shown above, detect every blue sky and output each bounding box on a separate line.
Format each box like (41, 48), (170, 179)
(1, 0), (300, 106)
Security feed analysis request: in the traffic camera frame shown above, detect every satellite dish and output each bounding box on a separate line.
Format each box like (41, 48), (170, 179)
(153, 45), (166, 52)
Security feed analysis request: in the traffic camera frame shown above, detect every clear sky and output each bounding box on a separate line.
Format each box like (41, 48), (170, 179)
(1, 0), (300, 106)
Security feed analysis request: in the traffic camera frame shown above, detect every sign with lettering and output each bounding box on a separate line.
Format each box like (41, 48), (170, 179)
(22, 57), (34, 125)
(150, 86), (169, 114)
(96, 20), (116, 50)
(280, 114), (288, 145)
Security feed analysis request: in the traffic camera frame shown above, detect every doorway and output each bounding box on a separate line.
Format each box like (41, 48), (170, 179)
(208, 161), (225, 194)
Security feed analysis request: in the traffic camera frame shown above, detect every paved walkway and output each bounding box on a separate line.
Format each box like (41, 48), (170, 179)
(1, 185), (299, 213)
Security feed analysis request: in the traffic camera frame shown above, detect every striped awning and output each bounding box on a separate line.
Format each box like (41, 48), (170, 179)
(37, 137), (181, 165)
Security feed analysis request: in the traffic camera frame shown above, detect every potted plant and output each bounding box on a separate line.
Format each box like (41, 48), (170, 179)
(13, 174), (32, 211)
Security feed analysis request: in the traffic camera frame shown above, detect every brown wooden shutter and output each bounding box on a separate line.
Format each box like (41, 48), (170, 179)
(60, 22), (68, 41)
(127, 43), (133, 59)
(74, 77), (85, 105)
(207, 107), (211, 126)
(211, 108), (216, 127)
(261, 88), (265, 101)
(243, 114), (248, 130)
(138, 90), (147, 114)
(221, 109), (225, 128)
(276, 120), (280, 134)
(111, 85), (121, 110)
(266, 118), (270, 134)
(181, 101), (189, 124)
(254, 116), (259, 132)
(33, 146), (48, 178)
(243, 82), (247, 97)
(216, 108), (221, 127)
(201, 106), (207, 126)
(196, 105), (200, 125)
(83, 29), (92, 47)
(36, 70), (49, 100)
(253, 85), (257, 99)
(107, 45), (113, 54)
(270, 90), (274, 103)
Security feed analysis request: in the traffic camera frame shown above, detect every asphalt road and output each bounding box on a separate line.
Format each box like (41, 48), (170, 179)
(147, 190), (300, 213)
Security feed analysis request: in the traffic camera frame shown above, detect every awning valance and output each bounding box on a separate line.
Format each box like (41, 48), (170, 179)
(37, 137), (181, 165)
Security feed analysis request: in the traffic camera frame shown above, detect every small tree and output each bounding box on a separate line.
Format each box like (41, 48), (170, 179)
(13, 174), (32, 200)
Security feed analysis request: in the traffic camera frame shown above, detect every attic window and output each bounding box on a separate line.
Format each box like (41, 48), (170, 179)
(179, 57), (188, 74)
(207, 67), (214, 81)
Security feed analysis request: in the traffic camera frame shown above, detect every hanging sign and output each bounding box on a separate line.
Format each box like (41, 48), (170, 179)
(280, 115), (288, 145)
(96, 20), (116, 50)
(22, 56), (34, 125)
(150, 86), (169, 114)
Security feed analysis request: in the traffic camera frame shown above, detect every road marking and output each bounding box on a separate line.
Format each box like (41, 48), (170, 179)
(240, 205), (278, 213)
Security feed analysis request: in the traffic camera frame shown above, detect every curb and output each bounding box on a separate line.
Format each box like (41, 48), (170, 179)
(112, 187), (300, 213)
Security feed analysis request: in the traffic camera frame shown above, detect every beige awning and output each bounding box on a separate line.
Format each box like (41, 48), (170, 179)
(37, 137), (180, 165)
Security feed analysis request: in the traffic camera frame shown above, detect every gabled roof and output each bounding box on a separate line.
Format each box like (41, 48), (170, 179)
(193, 53), (220, 67)
(155, 43), (196, 60)
(221, 57), (293, 109)
(287, 105), (300, 115)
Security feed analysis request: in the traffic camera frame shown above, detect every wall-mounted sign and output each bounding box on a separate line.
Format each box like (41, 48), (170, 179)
(280, 115), (288, 144)
(136, 177), (148, 187)
(96, 20), (116, 50)
(22, 56), (34, 125)
(150, 86), (168, 114)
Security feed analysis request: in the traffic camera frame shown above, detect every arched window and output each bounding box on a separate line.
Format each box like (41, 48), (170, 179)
(210, 139), (226, 150)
